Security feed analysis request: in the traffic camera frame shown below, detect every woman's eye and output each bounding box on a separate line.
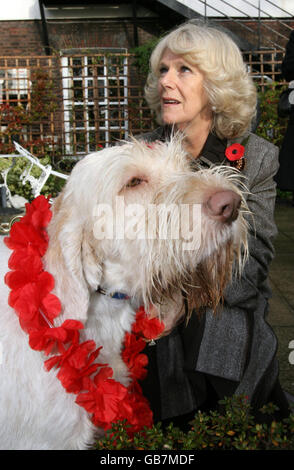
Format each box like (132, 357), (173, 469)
(159, 66), (168, 75)
(180, 65), (191, 73)
(126, 177), (143, 188)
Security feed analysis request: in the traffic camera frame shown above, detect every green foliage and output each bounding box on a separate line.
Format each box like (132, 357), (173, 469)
(95, 395), (294, 450)
(0, 104), (29, 154)
(256, 81), (288, 148)
(0, 155), (66, 200)
(28, 69), (59, 122)
(277, 188), (293, 201)
(0, 69), (59, 155)
(131, 37), (160, 79)
(256, 82), (293, 200)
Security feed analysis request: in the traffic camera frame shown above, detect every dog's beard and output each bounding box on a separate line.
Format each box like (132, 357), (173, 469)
(145, 237), (244, 329)
(183, 239), (235, 317)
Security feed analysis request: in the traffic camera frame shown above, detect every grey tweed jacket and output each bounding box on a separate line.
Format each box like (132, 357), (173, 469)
(139, 127), (281, 420)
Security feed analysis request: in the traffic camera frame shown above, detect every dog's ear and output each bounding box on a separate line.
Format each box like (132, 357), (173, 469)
(44, 191), (103, 324)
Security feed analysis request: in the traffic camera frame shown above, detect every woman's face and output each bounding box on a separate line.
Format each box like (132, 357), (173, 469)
(157, 49), (212, 132)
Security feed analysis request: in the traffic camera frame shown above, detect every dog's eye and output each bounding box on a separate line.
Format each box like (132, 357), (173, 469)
(126, 177), (143, 188)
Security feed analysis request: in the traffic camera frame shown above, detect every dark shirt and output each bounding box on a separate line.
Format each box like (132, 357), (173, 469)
(199, 132), (227, 165)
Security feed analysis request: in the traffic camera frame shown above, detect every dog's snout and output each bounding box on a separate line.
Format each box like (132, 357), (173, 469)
(204, 190), (241, 224)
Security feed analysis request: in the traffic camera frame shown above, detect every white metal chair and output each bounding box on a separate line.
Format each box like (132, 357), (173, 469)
(0, 142), (68, 234)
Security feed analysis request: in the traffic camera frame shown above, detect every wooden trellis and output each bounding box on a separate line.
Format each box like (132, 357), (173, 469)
(0, 50), (287, 158)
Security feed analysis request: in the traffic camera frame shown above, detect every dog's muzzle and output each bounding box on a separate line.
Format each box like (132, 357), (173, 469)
(203, 190), (241, 224)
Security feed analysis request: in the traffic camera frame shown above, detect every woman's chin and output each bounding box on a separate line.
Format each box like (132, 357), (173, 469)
(162, 118), (186, 131)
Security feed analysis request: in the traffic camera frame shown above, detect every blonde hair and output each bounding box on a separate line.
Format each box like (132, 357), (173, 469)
(144, 21), (257, 140)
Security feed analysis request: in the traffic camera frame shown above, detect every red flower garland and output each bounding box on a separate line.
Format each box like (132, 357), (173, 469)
(4, 195), (165, 436)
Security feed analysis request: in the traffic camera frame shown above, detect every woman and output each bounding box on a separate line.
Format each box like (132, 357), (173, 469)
(138, 21), (290, 428)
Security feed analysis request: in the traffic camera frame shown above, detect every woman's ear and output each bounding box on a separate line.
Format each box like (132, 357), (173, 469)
(44, 191), (103, 324)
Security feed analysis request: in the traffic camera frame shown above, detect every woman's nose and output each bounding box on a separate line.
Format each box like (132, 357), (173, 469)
(160, 71), (176, 89)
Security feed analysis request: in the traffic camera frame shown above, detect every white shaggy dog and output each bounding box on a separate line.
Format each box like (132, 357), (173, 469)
(0, 137), (247, 449)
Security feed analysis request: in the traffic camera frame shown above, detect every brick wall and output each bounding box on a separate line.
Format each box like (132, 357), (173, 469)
(0, 21), (45, 55)
(0, 18), (293, 57)
(0, 19), (156, 56)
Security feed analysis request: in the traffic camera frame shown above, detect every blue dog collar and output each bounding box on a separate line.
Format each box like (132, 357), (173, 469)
(96, 286), (130, 300)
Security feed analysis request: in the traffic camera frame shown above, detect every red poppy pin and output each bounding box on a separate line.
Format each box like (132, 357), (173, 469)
(225, 143), (245, 161)
(225, 137), (249, 170)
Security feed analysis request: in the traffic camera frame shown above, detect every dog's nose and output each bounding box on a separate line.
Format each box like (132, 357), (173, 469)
(204, 190), (241, 224)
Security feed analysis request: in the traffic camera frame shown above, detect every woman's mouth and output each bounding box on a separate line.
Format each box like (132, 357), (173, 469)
(162, 98), (180, 105)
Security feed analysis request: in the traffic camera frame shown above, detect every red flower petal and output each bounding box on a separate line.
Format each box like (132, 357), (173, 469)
(57, 362), (100, 394)
(93, 366), (113, 385)
(37, 271), (55, 298)
(132, 308), (165, 340)
(29, 320), (84, 355)
(29, 326), (68, 355)
(41, 293), (61, 322)
(44, 355), (62, 371)
(5, 222), (48, 257)
(67, 340), (97, 369)
(122, 333), (148, 380)
(8, 246), (43, 274)
(77, 366), (129, 428)
(22, 195), (52, 230)
(12, 283), (40, 319)
(5, 270), (32, 291)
